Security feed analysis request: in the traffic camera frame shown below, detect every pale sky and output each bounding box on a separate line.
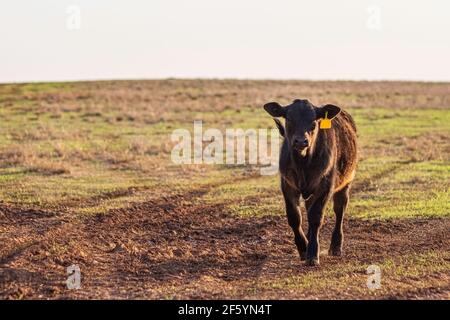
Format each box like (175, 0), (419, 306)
(0, 0), (449, 83)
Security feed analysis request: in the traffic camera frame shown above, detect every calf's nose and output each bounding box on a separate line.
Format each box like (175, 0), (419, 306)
(293, 137), (309, 149)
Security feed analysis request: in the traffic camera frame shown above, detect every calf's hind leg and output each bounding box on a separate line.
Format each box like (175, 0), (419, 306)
(281, 180), (308, 260)
(329, 184), (350, 256)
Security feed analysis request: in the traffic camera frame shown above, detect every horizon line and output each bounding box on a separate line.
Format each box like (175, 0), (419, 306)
(1, 77), (449, 86)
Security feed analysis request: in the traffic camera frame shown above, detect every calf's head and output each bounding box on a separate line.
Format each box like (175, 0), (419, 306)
(264, 99), (340, 156)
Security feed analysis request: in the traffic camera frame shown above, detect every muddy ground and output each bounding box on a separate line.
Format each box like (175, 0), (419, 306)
(1, 185), (449, 300)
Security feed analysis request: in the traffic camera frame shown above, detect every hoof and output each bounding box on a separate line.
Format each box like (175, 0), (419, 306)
(300, 252), (307, 261)
(328, 247), (342, 256)
(305, 258), (320, 266)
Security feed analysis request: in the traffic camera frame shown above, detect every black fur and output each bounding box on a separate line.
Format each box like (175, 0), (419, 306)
(264, 99), (358, 266)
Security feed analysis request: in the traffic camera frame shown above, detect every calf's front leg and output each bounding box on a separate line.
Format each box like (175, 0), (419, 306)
(281, 180), (308, 260)
(306, 191), (331, 266)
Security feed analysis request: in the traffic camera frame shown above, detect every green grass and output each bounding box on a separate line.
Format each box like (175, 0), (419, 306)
(350, 159), (450, 218)
(0, 80), (449, 300)
(0, 80), (448, 219)
(257, 250), (450, 298)
(353, 107), (450, 138)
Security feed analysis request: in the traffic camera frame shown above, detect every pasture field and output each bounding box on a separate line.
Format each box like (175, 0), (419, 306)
(0, 80), (449, 299)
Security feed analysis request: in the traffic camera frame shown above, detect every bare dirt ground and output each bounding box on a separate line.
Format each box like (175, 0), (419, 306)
(1, 184), (449, 300)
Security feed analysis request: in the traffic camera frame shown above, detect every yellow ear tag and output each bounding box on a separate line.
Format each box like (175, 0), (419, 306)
(320, 111), (332, 129)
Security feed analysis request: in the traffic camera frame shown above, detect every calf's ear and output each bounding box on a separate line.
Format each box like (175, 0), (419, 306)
(315, 104), (341, 120)
(273, 118), (285, 137)
(263, 102), (286, 118)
